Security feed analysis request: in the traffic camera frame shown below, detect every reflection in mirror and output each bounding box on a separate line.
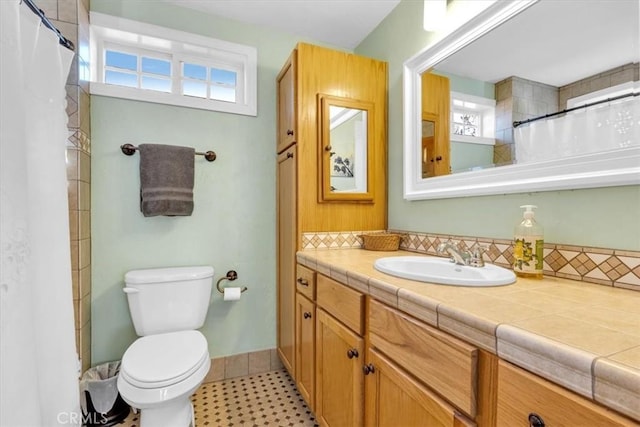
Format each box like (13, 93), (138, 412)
(421, 117), (435, 178)
(403, 0), (640, 200)
(319, 94), (374, 202)
(329, 106), (367, 192)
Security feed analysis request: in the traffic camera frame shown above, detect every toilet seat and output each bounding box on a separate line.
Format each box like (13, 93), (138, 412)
(120, 330), (208, 389)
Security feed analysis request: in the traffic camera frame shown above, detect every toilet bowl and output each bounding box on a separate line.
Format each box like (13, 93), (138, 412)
(117, 330), (210, 427)
(117, 266), (215, 427)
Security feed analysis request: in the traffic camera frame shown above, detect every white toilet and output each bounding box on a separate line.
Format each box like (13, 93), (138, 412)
(117, 266), (214, 427)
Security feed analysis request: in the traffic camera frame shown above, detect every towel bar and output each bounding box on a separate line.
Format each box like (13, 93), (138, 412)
(120, 143), (217, 162)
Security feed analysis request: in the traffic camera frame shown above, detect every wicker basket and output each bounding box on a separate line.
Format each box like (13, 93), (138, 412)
(359, 233), (404, 251)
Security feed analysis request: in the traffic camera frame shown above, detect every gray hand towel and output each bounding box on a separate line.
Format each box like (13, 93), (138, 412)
(139, 143), (195, 217)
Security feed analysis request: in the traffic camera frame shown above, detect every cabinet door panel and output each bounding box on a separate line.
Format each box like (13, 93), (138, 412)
(365, 349), (474, 427)
(497, 361), (636, 427)
(277, 51), (296, 153)
(276, 147), (297, 375)
(295, 293), (315, 410)
(369, 299), (477, 417)
(316, 308), (364, 427)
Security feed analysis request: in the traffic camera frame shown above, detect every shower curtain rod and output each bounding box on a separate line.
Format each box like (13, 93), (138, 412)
(513, 91), (638, 128)
(22, 0), (75, 51)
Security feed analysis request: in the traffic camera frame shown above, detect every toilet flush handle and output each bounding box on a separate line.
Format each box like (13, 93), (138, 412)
(123, 287), (139, 294)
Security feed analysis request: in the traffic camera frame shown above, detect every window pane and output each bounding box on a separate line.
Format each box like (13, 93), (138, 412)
(464, 126), (477, 136)
(105, 70), (137, 87)
(105, 51), (137, 71)
(183, 80), (207, 98)
(211, 68), (237, 86)
(453, 124), (465, 135)
(141, 76), (171, 93)
(183, 63), (207, 81)
(142, 57), (171, 76)
(465, 114), (479, 126)
(211, 86), (236, 102)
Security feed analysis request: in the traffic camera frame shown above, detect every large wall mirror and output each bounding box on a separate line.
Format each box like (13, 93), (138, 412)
(318, 94), (374, 202)
(403, 0), (640, 200)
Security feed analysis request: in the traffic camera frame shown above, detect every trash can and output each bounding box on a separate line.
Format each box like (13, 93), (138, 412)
(80, 361), (130, 427)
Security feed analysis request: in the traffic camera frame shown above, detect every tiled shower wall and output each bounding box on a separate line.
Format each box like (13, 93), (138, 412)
(36, 0), (92, 373)
(558, 63), (639, 109)
(494, 77), (558, 166)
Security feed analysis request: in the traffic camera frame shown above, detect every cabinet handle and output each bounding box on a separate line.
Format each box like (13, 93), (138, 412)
(347, 349), (359, 359)
(297, 278), (309, 286)
(324, 145), (332, 151)
(303, 312), (312, 319)
(435, 155), (443, 161)
(287, 129), (294, 136)
(362, 364), (375, 375)
(286, 151), (294, 159)
(528, 413), (545, 427)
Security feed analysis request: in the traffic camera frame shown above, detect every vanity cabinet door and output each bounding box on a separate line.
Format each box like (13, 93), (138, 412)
(364, 348), (474, 427)
(276, 50), (296, 154)
(276, 147), (297, 376)
(497, 361), (636, 427)
(295, 293), (315, 410)
(315, 308), (364, 427)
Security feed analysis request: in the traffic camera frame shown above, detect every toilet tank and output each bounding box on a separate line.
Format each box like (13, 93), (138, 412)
(124, 266), (214, 336)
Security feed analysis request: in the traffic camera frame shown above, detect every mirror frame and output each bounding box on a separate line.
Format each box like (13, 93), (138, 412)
(403, 0), (640, 200)
(318, 94), (375, 202)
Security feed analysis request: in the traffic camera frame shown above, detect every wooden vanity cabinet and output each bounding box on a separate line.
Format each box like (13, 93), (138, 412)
(315, 274), (366, 427)
(496, 360), (636, 427)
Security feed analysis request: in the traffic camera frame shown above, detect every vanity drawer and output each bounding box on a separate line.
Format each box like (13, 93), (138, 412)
(296, 264), (316, 300)
(316, 274), (364, 335)
(368, 299), (478, 418)
(497, 360), (636, 427)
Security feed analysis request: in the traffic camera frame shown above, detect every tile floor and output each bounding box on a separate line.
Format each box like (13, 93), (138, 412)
(120, 369), (319, 426)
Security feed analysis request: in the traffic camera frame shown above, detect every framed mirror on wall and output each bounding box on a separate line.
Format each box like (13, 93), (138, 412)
(318, 94), (374, 202)
(403, 0), (640, 200)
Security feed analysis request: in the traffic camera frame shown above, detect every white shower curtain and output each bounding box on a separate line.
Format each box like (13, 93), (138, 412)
(1, 2), (80, 426)
(515, 96), (640, 164)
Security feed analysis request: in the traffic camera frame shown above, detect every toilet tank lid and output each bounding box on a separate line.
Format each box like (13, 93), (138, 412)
(125, 266), (214, 284)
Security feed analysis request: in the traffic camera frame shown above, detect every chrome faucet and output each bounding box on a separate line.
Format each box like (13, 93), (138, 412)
(437, 243), (486, 267)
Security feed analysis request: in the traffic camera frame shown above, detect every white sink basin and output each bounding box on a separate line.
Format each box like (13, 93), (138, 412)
(374, 256), (516, 287)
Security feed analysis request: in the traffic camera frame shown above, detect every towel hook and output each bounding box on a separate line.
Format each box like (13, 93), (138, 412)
(216, 270), (248, 294)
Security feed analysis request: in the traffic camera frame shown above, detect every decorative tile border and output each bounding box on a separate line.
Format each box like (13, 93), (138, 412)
(301, 230), (386, 250)
(392, 230), (640, 292)
(301, 230), (640, 291)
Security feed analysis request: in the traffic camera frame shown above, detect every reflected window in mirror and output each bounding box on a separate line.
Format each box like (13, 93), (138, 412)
(449, 91), (496, 173)
(318, 94), (374, 202)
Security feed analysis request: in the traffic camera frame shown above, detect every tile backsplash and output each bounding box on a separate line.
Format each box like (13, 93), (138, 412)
(301, 230), (640, 292)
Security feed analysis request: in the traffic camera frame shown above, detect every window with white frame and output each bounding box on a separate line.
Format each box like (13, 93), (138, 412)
(90, 12), (257, 116)
(450, 91), (496, 145)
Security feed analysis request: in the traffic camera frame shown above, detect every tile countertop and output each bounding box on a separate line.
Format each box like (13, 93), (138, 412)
(297, 248), (640, 422)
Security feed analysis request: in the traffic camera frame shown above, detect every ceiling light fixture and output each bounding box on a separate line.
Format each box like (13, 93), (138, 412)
(423, 0), (447, 32)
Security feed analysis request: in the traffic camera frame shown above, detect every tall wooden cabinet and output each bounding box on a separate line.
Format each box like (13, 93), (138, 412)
(275, 43), (388, 382)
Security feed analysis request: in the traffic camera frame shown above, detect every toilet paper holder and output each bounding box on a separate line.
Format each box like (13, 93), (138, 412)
(216, 270), (248, 294)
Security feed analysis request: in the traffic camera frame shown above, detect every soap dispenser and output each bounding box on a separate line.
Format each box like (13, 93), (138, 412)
(513, 205), (544, 279)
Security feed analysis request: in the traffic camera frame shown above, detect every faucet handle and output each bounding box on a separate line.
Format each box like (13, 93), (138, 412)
(469, 246), (487, 267)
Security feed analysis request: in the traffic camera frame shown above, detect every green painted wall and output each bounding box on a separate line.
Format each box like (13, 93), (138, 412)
(89, 1), (337, 365)
(356, 0), (640, 250)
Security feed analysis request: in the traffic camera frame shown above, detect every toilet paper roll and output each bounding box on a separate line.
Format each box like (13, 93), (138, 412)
(223, 287), (242, 301)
